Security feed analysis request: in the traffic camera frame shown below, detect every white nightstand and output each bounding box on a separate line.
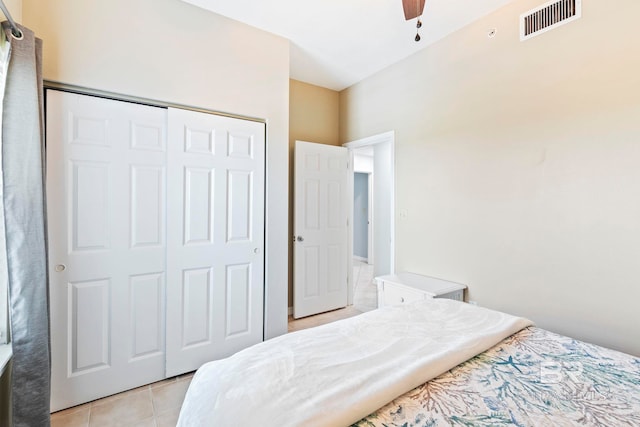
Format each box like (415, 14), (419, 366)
(375, 272), (467, 308)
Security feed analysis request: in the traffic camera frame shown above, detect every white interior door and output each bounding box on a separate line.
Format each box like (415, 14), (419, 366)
(294, 141), (348, 319)
(47, 90), (167, 411)
(165, 108), (265, 376)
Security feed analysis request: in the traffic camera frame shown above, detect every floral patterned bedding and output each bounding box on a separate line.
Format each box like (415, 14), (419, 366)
(354, 327), (640, 426)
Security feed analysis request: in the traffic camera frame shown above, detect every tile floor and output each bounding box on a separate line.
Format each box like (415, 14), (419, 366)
(51, 260), (378, 426)
(287, 305), (364, 332)
(50, 373), (194, 427)
(352, 260), (377, 312)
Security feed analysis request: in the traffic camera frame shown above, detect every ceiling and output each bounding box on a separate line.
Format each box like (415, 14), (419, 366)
(182, 0), (515, 91)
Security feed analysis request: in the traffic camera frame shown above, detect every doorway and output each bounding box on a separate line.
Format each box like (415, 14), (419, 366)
(344, 131), (395, 309)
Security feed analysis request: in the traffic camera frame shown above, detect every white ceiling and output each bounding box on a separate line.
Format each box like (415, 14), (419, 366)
(182, 0), (515, 91)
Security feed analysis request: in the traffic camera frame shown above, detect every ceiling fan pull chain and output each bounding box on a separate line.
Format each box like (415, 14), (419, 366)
(415, 17), (422, 42)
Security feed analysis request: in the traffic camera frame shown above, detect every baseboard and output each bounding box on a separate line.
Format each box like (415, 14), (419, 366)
(288, 306), (293, 316)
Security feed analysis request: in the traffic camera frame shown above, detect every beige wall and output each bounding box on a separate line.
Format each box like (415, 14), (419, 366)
(341, 0), (640, 355)
(1, 0), (21, 22)
(289, 79), (340, 307)
(23, 0), (290, 338)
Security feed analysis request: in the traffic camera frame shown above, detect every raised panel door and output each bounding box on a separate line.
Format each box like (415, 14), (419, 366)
(293, 141), (349, 318)
(166, 108), (265, 376)
(47, 90), (167, 411)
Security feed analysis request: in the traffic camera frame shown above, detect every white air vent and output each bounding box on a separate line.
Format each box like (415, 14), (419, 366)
(520, 0), (581, 41)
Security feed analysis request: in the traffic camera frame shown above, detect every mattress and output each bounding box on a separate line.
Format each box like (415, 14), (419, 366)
(355, 326), (640, 426)
(177, 299), (640, 427)
(177, 299), (532, 427)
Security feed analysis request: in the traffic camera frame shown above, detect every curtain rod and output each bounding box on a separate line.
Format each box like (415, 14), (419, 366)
(0, 0), (23, 39)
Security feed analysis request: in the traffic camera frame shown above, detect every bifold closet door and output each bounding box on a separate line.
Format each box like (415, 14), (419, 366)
(47, 90), (167, 411)
(165, 108), (265, 377)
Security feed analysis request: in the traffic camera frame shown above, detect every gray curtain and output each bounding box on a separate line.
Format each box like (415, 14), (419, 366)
(1, 23), (50, 427)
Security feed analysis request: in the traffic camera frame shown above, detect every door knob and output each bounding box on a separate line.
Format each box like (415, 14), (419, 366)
(54, 264), (66, 272)
(253, 248), (260, 254)
(297, 236), (304, 242)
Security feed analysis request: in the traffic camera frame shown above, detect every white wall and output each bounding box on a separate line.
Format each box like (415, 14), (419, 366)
(341, 0), (640, 355)
(23, 0), (290, 339)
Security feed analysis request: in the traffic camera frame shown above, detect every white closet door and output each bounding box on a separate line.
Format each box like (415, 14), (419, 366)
(47, 90), (167, 411)
(165, 108), (265, 377)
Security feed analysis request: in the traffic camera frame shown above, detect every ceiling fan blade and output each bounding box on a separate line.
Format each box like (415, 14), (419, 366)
(402, 0), (426, 20)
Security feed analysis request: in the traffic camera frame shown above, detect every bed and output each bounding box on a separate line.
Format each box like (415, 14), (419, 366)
(177, 299), (640, 427)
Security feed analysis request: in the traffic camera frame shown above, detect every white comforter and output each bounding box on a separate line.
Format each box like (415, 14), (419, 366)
(177, 299), (532, 427)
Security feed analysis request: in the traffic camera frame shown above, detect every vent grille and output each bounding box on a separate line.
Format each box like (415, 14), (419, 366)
(520, 0), (581, 41)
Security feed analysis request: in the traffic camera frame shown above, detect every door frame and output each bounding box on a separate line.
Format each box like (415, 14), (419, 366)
(367, 172), (374, 264)
(344, 131), (395, 306)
